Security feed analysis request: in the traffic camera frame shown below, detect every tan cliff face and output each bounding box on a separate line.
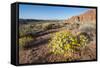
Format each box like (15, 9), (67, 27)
(65, 9), (96, 24)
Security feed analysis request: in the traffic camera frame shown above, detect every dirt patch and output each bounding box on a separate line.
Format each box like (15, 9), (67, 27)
(19, 41), (96, 64)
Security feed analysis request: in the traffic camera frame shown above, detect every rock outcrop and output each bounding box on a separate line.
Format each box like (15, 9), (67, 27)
(65, 9), (96, 24)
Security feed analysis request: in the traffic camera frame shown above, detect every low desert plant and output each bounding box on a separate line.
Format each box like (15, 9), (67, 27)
(79, 23), (96, 34)
(72, 23), (80, 29)
(42, 23), (52, 30)
(19, 36), (34, 49)
(79, 23), (96, 42)
(42, 23), (62, 30)
(63, 24), (74, 30)
(19, 23), (43, 37)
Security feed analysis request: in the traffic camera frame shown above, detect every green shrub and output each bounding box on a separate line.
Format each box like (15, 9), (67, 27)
(19, 24), (43, 37)
(19, 24), (32, 37)
(42, 23), (53, 30)
(49, 31), (89, 55)
(19, 36), (33, 49)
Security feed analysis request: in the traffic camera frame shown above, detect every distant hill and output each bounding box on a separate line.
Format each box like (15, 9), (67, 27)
(65, 9), (96, 24)
(19, 19), (63, 24)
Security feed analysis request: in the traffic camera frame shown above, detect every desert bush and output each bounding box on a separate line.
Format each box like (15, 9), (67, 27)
(77, 32), (93, 43)
(42, 23), (62, 30)
(19, 24), (33, 37)
(72, 23), (80, 29)
(19, 36), (34, 49)
(49, 31), (89, 55)
(63, 24), (74, 30)
(64, 23), (80, 30)
(42, 23), (54, 30)
(79, 23), (96, 34)
(42, 23), (54, 29)
(19, 23), (43, 37)
(79, 23), (96, 41)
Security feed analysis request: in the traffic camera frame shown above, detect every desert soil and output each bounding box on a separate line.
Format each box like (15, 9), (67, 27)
(19, 28), (96, 64)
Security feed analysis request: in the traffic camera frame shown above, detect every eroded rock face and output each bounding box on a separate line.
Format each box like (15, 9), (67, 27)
(65, 9), (96, 24)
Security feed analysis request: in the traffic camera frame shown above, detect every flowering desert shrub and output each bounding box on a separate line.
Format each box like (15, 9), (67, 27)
(49, 31), (89, 55)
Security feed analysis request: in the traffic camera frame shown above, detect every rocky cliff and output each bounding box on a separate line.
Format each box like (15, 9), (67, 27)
(65, 9), (96, 24)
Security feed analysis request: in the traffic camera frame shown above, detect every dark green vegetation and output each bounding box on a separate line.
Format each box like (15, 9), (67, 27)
(19, 19), (96, 64)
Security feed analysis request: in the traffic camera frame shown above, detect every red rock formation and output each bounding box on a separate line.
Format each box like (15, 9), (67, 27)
(65, 9), (96, 24)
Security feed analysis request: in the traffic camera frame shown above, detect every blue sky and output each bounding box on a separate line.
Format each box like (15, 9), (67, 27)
(19, 4), (90, 20)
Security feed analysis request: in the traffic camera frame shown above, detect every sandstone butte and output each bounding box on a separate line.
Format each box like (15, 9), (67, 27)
(65, 9), (96, 24)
